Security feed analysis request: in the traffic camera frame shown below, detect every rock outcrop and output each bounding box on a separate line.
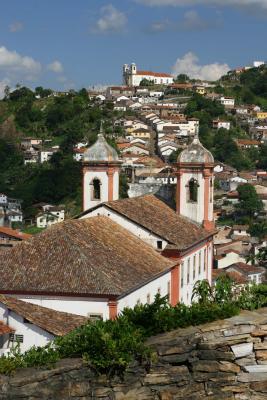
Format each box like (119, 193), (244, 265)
(1, 308), (267, 399)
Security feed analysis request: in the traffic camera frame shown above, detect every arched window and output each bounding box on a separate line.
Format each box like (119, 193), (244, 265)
(91, 178), (101, 200)
(188, 178), (198, 202)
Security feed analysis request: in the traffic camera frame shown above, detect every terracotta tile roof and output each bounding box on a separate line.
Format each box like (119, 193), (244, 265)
(212, 269), (247, 285)
(236, 139), (260, 146)
(0, 321), (14, 335)
(0, 216), (174, 297)
(135, 155), (166, 167)
(0, 227), (31, 241)
(101, 195), (213, 250)
(228, 262), (265, 276)
(0, 295), (87, 336)
(137, 70), (173, 78)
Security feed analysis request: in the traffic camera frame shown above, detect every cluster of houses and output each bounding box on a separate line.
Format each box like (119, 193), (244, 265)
(0, 194), (23, 227)
(20, 137), (59, 165)
(0, 123), (265, 355)
(0, 63), (266, 355)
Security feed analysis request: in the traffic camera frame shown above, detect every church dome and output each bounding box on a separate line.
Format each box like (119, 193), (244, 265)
(83, 126), (119, 163)
(178, 134), (214, 164)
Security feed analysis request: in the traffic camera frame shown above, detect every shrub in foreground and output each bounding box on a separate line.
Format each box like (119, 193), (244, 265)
(0, 278), (267, 376)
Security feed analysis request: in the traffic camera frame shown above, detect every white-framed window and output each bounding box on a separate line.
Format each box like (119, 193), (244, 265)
(198, 252), (201, 275)
(147, 293), (151, 304)
(193, 255), (196, 280)
(204, 248), (207, 271)
(87, 313), (103, 321)
(9, 334), (23, 343)
(181, 262), (184, 288)
(187, 258), (190, 283)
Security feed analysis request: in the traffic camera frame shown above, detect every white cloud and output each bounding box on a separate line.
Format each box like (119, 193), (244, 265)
(93, 4), (127, 34)
(149, 19), (171, 32)
(171, 52), (230, 81)
(136, 0), (267, 10)
(47, 60), (64, 73)
(0, 46), (41, 78)
(181, 10), (212, 30)
(9, 21), (23, 33)
(148, 9), (221, 32)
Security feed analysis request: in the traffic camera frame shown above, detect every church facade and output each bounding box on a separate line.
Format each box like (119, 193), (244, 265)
(0, 127), (216, 334)
(123, 63), (174, 86)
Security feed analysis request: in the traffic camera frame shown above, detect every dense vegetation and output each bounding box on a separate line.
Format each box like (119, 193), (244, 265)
(221, 65), (267, 108)
(0, 87), (125, 219)
(185, 93), (267, 171)
(1, 278), (267, 376)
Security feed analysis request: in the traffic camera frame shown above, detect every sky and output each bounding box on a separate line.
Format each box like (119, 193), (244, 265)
(1, 0), (267, 94)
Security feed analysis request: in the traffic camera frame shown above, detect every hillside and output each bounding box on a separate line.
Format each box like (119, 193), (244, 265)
(0, 87), (126, 220)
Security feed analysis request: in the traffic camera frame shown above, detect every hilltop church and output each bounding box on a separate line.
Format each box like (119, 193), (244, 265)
(123, 63), (174, 86)
(0, 127), (216, 327)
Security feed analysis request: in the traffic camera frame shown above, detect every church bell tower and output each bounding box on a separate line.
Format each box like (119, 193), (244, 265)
(176, 133), (215, 231)
(82, 124), (121, 211)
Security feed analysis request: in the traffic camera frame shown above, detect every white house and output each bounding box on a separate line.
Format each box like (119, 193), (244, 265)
(39, 149), (56, 163)
(213, 120), (231, 130)
(214, 250), (246, 269)
(36, 207), (65, 228)
(159, 142), (179, 157)
(123, 63), (174, 86)
(219, 97), (235, 108)
(0, 295), (87, 355)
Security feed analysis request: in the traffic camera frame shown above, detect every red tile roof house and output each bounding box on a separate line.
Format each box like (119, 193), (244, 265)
(0, 227), (31, 251)
(0, 215), (179, 322)
(79, 195), (215, 307)
(226, 263), (265, 285)
(0, 295), (88, 355)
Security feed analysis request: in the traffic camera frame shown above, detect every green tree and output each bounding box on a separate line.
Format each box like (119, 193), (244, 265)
(175, 74), (189, 83)
(236, 184), (263, 218)
(139, 78), (154, 87)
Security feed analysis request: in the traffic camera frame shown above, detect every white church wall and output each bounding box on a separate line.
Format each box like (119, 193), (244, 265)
(113, 170), (119, 200)
(180, 172), (205, 225)
(0, 304), (54, 355)
(118, 271), (171, 312)
(12, 295), (110, 320)
(80, 205), (168, 250)
(179, 242), (212, 306)
(83, 171), (109, 210)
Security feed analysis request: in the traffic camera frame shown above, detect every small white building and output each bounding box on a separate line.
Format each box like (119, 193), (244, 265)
(213, 119), (231, 130)
(36, 207), (65, 228)
(0, 295), (87, 355)
(159, 142), (179, 157)
(219, 97), (235, 108)
(39, 149), (56, 163)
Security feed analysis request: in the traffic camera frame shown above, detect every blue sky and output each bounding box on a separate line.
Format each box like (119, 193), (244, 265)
(0, 0), (267, 94)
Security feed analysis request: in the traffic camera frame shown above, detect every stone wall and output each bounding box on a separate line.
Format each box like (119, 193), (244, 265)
(1, 308), (267, 399)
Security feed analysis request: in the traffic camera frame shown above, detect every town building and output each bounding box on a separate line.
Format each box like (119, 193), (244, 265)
(0, 295), (88, 355)
(0, 126), (216, 353)
(0, 194), (23, 227)
(213, 119), (231, 130)
(0, 227), (31, 251)
(36, 206), (65, 228)
(123, 63), (174, 86)
(219, 97), (235, 109)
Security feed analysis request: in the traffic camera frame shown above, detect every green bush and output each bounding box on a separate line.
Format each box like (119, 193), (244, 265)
(1, 281), (267, 376)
